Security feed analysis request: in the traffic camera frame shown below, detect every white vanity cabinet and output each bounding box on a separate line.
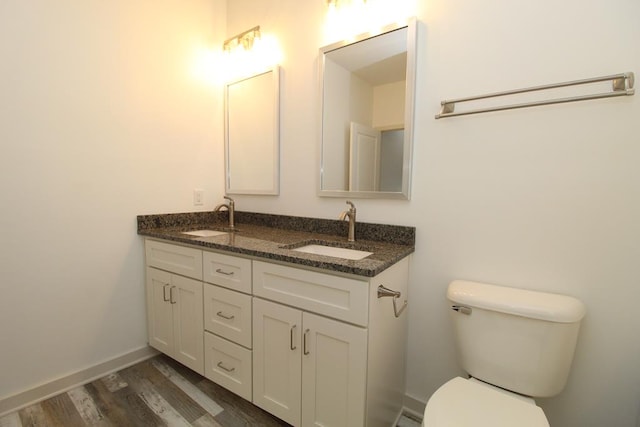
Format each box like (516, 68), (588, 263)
(145, 241), (204, 375)
(144, 238), (410, 427)
(252, 258), (410, 427)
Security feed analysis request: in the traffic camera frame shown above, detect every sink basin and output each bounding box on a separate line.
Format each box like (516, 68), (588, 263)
(182, 230), (227, 237)
(292, 244), (373, 260)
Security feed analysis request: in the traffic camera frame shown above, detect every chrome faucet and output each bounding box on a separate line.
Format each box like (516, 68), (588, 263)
(214, 195), (235, 230)
(339, 200), (356, 242)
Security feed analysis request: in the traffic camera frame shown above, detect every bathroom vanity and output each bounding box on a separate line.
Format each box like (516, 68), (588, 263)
(138, 211), (414, 427)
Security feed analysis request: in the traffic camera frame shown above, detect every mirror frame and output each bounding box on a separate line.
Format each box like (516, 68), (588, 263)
(225, 66), (280, 195)
(318, 18), (417, 200)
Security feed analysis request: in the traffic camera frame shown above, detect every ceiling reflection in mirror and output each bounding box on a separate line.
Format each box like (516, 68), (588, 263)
(319, 19), (416, 200)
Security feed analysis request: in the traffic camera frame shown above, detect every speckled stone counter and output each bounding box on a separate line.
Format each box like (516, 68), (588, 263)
(137, 211), (415, 277)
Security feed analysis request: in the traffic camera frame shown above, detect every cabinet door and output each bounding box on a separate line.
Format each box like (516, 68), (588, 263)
(253, 298), (302, 426)
(146, 267), (174, 355)
(171, 274), (204, 375)
(302, 312), (367, 427)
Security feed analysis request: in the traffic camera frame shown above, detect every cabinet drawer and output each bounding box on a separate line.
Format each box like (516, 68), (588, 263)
(204, 284), (252, 348)
(204, 332), (252, 401)
(203, 251), (252, 294)
(253, 261), (369, 326)
(145, 239), (203, 280)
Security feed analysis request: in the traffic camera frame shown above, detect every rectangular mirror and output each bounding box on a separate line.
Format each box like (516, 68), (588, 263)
(225, 67), (280, 195)
(319, 19), (417, 199)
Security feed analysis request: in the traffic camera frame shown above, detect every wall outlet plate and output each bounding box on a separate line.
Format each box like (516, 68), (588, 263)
(193, 189), (204, 206)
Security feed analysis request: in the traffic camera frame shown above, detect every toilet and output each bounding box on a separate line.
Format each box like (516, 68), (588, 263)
(423, 280), (586, 426)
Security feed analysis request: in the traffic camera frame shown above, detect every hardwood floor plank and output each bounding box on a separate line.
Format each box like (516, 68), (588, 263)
(151, 358), (224, 416)
(67, 385), (110, 426)
(100, 373), (128, 393)
(17, 403), (46, 427)
(83, 381), (140, 427)
(40, 393), (86, 427)
(109, 383), (164, 426)
(118, 367), (191, 427)
(121, 360), (207, 423)
(192, 413), (224, 427)
(195, 378), (291, 427)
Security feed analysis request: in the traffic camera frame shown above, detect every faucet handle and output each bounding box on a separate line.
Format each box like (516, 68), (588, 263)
(346, 200), (356, 212)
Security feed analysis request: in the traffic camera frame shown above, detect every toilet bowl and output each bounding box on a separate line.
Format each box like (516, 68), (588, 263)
(421, 280), (585, 427)
(422, 377), (549, 427)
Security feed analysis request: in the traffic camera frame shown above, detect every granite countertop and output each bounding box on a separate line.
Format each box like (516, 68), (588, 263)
(137, 211), (415, 277)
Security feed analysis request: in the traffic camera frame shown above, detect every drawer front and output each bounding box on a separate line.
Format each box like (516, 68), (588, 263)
(204, 332), (252, 401)
(204, 284), (252, 348)
(253, 261), (369, 326)
(203, 251), (252, 294)
(145, 239), (203, 280)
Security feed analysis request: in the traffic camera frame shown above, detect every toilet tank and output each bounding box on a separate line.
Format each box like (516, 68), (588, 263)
(447, 280), (586, 398)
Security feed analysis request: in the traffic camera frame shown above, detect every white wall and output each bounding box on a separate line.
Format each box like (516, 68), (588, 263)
(372, 80), (405, 129)
(322, 59), (352, 190)
(227, 1), (640, 426)
(0, 0), (226, 401)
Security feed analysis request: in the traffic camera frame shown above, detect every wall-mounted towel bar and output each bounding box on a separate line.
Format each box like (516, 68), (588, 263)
(377, 285), (407, 318)
(435, 72), (634, 119)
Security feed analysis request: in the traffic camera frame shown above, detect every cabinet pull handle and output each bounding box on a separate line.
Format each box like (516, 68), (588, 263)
(290, 325), (297, 350)
(303, 328), (310, 355)
(169, 286), (177, 304)
(216, 311), (235, 320)
(216, 361), (235, 373)
(215, 268), (234, 276)
(163, 284), (170, 302)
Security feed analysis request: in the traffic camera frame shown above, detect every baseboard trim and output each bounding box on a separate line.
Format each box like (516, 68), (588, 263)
(403, 392), (426, 420)
(0, 346), (158, 417)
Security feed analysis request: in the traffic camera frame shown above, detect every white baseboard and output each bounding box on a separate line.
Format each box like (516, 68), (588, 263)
(0, 346), (158, 417)
(403, 392), (426, 420)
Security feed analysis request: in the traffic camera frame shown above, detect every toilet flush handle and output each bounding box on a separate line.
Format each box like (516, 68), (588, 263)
(452, 305), (472, 315)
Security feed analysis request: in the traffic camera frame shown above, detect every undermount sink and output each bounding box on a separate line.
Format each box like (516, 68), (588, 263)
(181, 230), (227, 237)
(292, 244), (373, 261)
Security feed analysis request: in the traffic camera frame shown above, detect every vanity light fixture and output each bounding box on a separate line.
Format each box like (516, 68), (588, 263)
(324, 0), (414, 45)
(221, 26), (282, 83)
(327, 0), (367, 6)
(223, 26), (261, 53)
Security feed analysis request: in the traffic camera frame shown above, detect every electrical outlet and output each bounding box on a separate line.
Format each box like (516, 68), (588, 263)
(193, 189), (204, 206)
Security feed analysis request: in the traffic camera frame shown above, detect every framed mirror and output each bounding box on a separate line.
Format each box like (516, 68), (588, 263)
(318, 19), (417, 199)
(225, 67), (280, 195)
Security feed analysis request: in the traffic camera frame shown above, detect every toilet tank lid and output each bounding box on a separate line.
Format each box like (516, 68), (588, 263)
(447, 280), (586, 323)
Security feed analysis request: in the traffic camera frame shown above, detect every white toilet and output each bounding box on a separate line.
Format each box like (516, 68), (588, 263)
(423, 280), (586, 426)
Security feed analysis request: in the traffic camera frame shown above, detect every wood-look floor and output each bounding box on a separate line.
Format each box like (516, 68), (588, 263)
(1, 354), (290, 427)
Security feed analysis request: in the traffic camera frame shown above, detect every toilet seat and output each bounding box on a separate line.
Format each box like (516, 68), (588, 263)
(423, 377), (549, 427)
